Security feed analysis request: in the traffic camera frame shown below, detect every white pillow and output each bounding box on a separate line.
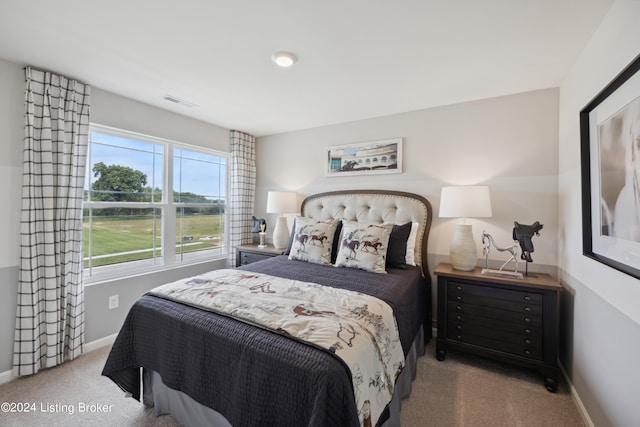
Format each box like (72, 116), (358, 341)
(288, 217), (339, 265)
(405, 222), (419, 266)
(334, 220), (393, 274)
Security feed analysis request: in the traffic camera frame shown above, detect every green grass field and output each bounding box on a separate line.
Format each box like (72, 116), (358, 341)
(83, 214), (224, 267)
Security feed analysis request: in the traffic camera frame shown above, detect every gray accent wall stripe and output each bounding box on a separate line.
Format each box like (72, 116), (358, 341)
(0, 266), (18, 372)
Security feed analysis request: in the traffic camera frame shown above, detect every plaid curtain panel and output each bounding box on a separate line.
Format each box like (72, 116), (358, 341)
(13, 67), (90, 376)
(229, 130), (256, 265)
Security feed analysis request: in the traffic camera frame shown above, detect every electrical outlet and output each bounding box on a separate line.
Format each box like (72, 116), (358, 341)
(108, 295), (119, 310)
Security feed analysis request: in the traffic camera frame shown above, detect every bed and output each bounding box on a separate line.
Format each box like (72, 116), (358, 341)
(102, 189), (433, 427)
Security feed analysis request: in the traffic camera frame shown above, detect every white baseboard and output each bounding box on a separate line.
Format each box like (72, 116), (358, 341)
(84, 333), (118, 353)
(0, 333), (118, 386)
(0, 368), (14, 385)
(559, 362), (594, 427)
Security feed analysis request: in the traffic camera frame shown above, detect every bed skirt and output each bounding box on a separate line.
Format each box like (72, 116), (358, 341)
(142, 325), (426, 427)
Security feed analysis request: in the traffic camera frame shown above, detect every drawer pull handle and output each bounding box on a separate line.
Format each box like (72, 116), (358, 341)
(456, 286), (462, 291)
(456, 324), (462, 330)
(524, 328), (531, 334)
(524, 350), (531, 355)
(524, 317), (531, 323)
(456, 315), (462, 321)
(524, 295), (531, 301)
(456, 296), (462, 301)
(456, 335), (462, 340)
(524, 339), (531, 345)
(456, 305), (462, 311)
(524, 307), (532, 312)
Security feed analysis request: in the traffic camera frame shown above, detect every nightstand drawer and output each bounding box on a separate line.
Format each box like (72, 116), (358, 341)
(235, 244), (283, 267)
(448, 281), (542, 306)
(447, 322), (542, 347)
(447, 301), (542, 327)
(448, 292), (542, 315)
(448, 311), (541, 336)
(448, 332), (542, 360)
(239, 251), (274, 265)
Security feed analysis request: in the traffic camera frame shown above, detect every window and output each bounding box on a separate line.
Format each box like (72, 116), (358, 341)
(83, 124), (228, 280)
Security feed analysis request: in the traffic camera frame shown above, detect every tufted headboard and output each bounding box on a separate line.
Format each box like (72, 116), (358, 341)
(300, 189), (433, 278)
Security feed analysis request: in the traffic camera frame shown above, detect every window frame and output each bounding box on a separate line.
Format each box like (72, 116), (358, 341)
(83, 123), (229, 282)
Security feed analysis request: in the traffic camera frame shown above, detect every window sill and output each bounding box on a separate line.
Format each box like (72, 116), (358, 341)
(84, 254), (229, 286)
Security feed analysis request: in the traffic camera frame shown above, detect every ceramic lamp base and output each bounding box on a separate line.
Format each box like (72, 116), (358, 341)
(450, 223), (477, 271)
(272, 216), (289, 249)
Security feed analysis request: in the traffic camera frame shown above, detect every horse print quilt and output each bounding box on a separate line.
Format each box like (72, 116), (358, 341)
(148, 268), (405, 427)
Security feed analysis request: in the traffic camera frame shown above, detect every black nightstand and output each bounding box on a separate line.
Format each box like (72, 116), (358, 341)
(434, 263), (562, 392)
(235, 244), (283, 267)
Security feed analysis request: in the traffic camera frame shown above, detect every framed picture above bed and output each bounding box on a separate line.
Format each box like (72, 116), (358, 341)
(326, 138), (402, 177)
(580, 52), (640, 280)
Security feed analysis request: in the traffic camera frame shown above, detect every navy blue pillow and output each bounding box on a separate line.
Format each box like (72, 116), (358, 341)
(330, 220), (343, 264)
(386, 222), (412, 269)
(283, 218), (296, 255)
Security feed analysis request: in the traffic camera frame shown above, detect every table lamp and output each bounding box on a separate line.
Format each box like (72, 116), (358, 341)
(439, 186), (492, 271)
(266, 191), (297, 249)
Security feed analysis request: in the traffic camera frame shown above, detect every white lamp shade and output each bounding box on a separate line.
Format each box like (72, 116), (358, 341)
(439, 186), (492, 218)
(266, 191), (297, 214)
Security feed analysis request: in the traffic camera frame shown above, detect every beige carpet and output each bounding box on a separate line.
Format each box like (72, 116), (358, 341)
(400, 342), (584, 427)
(0, 340), (584, 427)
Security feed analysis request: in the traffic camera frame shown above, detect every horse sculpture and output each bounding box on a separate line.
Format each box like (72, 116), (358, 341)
(250, 216), (266, 233)
(481, 231), (519, 275)
(513, 221), (543, 262)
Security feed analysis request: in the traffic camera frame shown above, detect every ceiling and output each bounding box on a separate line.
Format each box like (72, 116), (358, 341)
(0, 0), (614, 137)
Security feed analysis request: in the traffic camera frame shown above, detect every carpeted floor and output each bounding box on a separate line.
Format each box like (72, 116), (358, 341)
(400, 342), (585, 426)
(0, 340), (585, 426)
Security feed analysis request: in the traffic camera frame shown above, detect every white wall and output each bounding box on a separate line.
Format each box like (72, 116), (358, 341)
(558, 1), (640, 426)
(0, 58), (231, 373)
(257, 87), (560, 314)
(0, 60), (25, 269)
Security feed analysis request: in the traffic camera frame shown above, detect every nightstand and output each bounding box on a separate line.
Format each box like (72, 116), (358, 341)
(235, 244), (283, 267)
(434, 263), (562, 392)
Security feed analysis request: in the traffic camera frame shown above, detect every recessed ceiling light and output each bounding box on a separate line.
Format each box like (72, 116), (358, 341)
(271, 51), (297, 68)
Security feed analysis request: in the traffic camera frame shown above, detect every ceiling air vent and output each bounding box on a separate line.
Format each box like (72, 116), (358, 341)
(162, 95), (198, 109)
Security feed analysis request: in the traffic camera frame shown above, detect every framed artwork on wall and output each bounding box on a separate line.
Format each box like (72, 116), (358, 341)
(325, 138), (403, 177)
(580, 53), (640, 280)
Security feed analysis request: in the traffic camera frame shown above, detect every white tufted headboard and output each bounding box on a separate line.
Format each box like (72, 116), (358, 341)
(300, 190), (433, 278)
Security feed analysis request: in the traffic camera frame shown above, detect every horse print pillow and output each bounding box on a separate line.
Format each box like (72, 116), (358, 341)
(288, 217), (340, 265)
(334, 220), (393, 274)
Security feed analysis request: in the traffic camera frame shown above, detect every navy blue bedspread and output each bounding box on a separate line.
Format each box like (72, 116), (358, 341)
(102, 256), (430, 427)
